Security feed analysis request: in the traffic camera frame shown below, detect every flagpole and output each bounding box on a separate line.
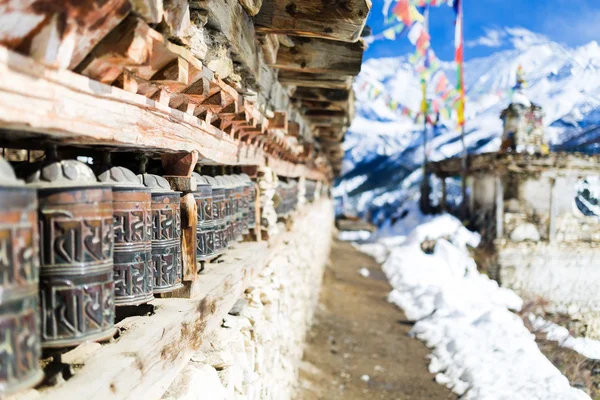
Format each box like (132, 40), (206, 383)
(420, 6), (431, 214)
(454, 0), (468, 220)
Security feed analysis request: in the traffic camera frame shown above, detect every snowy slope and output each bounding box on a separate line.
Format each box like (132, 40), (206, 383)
(336, 28), (600, 217)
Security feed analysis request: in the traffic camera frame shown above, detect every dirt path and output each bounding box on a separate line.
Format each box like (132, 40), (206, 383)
(296, 239), (456, 400)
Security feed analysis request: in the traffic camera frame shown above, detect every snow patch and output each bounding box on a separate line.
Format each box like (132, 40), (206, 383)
(529, 314), (600, 360)
(366, 212), (589, 399)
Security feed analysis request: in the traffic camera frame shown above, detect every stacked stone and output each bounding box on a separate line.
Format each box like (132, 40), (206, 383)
(257, 167), (278, 238)
(162, 201), (334, 400)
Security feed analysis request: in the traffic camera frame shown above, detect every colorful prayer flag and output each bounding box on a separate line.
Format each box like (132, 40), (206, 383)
(454, 0), (465, 126)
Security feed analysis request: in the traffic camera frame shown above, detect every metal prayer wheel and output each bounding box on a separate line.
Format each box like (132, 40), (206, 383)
(290, 180), (299, 212)
(215, 176), (235, 246)
(306, 180), (317, 202)
(275, 181), (286, 217)
(241, 174), (257, 230)
(26, 159), (115, 348)
(205, 176), (227, 255)
(229, 176), (244, 242)
(97, 166), (153, 306)
(0, 157), (43, 394)
(139, 174), (182, 294)
(235, 174), (251, 235)
(192, 173), (215, 261)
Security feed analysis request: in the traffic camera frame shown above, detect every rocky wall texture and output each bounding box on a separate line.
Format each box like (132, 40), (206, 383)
(497, 242), (600, 338)
(162, 199), (334, 400)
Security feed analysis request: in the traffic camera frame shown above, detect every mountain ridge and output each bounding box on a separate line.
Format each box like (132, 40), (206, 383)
(337, 27), (600, 217)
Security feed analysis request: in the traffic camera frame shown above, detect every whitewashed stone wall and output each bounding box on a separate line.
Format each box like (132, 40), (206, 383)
(498, 242), (600, 338)
(162, 200), (333, 400)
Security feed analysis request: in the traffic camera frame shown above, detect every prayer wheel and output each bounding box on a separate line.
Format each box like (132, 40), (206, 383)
(275, 181), (285, 217)
(192, 173), (215, 261)
(139, 174), (182, 294)
(0, 157), (43, 394)
(241, 174), (257, 231)
(230, 176), (244, 242)
(215, 176), (235, 246)
(306, 180), (316, 202)
(205, 176), (227, 255)
(235, 175), (251, 235)
(26, 159), (115, 348)
(97, 166), (153, 306)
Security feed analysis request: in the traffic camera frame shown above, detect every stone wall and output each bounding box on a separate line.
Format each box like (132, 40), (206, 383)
(162, 200), (334, 400)
(497, 242), (600, 338)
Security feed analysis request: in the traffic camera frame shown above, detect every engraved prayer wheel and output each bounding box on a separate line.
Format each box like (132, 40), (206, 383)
(234, 175), (251, 235)
(192, 173), (214, 261)
(306, 180), (316, 202)
(0, 157), (43, 394)
(215, 176), (235, 246)
(139, 174), (182, 294)
(97, 166), (153, 306)
(241, 174), (257, 230)
(290, 179), (299, 213)
(25, 159), (115, 348)
(275, 181), (286, 217)
(205, 176), (227, 255)
(229, 176), (244, 242)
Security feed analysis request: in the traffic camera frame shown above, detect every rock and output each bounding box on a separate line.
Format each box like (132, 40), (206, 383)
(229, 298), (249, 316)
(510, 223), (541, 242)
(163, 202), (334, 400)
(360, 375), (370, 382)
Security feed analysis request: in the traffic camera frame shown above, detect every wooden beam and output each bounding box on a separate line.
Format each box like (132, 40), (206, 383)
(76, 16), (178, 83)
(270, 37), (364, 75)
(278, 71), (353, 89)
(298, 99), (348, 112)
(291, 87), (350, 102)
(254, 0), (371, 42)
(0, 0), (131, 69)
(0, 46), (327, 180)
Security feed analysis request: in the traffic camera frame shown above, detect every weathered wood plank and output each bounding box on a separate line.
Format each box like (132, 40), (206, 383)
(39, 242), (269, 400)
(254, 0), (371, 42)
(292, 87), (350, 102)
(271, 37), (364, 75)
(278, 70), (353, 89)
(0, 0), (131, 69)
(0, 46), (328, 180)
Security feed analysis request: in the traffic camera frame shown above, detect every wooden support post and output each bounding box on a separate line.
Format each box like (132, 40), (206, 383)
(495, 175), (504, 239)
(180, 193), (198, 281)
(441, 176), (447, 213)
(160, 151), (201, 298)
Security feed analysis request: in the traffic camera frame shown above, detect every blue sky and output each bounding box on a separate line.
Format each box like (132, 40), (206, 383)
(365, 0), (600, 61)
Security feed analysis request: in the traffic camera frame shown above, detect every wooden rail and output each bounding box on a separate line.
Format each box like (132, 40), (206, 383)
(0, 46), (326, 181)
(24, 242), (269, 400)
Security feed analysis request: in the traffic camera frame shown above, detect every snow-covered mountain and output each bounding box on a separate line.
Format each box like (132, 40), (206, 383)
(336, 28), (600, 218)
